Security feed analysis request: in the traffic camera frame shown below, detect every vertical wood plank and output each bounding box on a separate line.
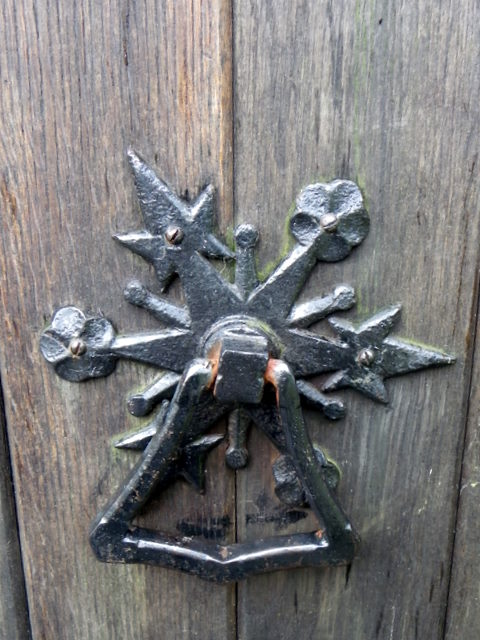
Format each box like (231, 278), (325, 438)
(0, 2), (235, 638)
(445, 298), (480, 639)
(0, 391), (30, 639)
(233, 1), (480, 638)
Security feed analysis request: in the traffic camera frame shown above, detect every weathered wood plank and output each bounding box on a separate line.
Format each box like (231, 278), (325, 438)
(0, 2), (235, 638)
(233, 1), (480, 638)
(445, 298), (480, 639)
(0, 392), (30, 640)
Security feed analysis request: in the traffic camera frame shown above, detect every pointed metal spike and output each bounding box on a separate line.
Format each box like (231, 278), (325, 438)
(328, 316), (356, 340)
(127, 149), (187, 228)
(110, 328), (196, 372)
(381, 338), (456, 378)
(179, 434), (224, 492)
(127, 149), (176, 208)
(358, 304), (402, 339)
(115, 401), (169, 449)
(247, 243), (317, 321)
(113, 230), (161, 263)
(356, 374), (389, 403)
(191, 184), (215, 223)
(127, 372), (181, 417)
(153, 259), (177, 292)
(126, 147), (145, 171)
(114, 424), (158, 450)
(187, 434), (225, 449)
(323, 370), (389, 403)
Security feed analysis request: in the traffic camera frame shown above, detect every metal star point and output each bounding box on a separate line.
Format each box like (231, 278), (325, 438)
(323, 305), (455, 402)
(114, 149), (234, 291)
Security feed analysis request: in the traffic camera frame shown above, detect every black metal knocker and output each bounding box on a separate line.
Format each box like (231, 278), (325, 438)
(40, 150), (454, 582)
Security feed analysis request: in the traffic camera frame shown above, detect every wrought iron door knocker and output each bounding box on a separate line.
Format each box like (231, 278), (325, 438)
(40, 150), (454, 582)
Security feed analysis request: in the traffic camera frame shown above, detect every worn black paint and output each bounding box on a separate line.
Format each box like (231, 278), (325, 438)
(40, 151), (454, 581)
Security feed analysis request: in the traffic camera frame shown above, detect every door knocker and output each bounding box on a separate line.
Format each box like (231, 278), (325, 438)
(40, 150), (454, 581)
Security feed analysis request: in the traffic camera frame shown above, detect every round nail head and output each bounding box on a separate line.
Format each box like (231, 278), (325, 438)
(69, 338), (86, 356)
(358, 348), (375, 367)
(235, 224), (259, 249)
(226, 447), (249, 470)
(165, 227), (184, 245)
(319, 212), (338, 232)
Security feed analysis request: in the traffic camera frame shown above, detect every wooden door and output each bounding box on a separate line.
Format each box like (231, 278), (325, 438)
(1, 2), (479, 638)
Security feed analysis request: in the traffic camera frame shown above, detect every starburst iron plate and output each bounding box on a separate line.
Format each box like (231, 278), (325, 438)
(40, 150), (454, 582)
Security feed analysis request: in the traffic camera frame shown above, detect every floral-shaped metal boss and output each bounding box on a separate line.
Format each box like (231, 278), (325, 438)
(40, 151), (454, 582)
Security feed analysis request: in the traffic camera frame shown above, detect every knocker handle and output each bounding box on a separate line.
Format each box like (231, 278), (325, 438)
(90, 357), (356, 582)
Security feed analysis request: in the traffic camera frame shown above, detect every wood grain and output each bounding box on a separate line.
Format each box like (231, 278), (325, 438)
(233, 1), (480, 638)
(445, 295), (480, 640)
(0, 1), (234, 638)
(2, 1), (480, 637)
(0, 393), (30, 640)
